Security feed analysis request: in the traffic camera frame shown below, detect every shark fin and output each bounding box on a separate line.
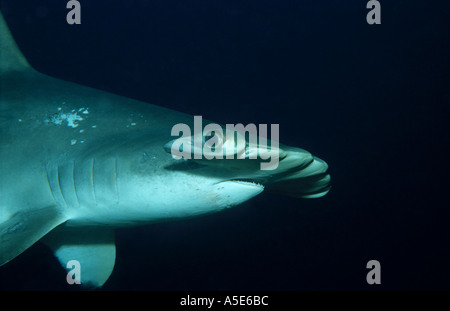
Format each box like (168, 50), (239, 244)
(0, 206), (66, 266)
(43, 227), (116, 287)
(0, 11), (32, 73)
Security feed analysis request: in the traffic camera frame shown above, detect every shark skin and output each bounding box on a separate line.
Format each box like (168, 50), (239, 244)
(0, 12), (330, 287)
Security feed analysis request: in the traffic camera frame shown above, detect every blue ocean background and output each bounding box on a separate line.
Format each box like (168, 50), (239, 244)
(0, 0), (449, 290)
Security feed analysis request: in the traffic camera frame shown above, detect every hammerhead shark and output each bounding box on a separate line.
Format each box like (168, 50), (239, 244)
(0, 12), (330, 287)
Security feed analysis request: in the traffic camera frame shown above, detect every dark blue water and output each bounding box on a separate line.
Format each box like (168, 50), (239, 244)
(0, 0), (449, 290)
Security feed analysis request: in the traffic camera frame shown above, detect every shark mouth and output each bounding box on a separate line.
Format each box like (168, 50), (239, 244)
(220, 179), (265, 189)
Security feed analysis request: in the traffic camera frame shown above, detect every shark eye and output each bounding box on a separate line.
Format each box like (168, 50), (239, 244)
(204, 130), (223, 152)
(204, 133), (214, 144)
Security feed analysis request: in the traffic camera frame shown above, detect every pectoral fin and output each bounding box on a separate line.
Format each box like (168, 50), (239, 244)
(0, 206), (66, 266)
(43, 227), (116, 287)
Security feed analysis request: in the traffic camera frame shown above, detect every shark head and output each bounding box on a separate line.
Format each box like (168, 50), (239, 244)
(160, 127), (330, 204)
(72, 123), (329, 227)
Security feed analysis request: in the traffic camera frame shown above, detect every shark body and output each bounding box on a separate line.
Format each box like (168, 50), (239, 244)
(0, 12), (330, 286)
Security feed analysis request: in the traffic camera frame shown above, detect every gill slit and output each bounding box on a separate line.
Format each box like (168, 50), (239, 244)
(72, 160), (80, 208)
(91, 158), (98, 205)
(114, 157), (119, 205)
(57, 165), (68, 209)
(45, 164), (56, 204)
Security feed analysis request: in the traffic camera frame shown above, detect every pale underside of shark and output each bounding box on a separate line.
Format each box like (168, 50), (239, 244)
(0, 12), (330, 287)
